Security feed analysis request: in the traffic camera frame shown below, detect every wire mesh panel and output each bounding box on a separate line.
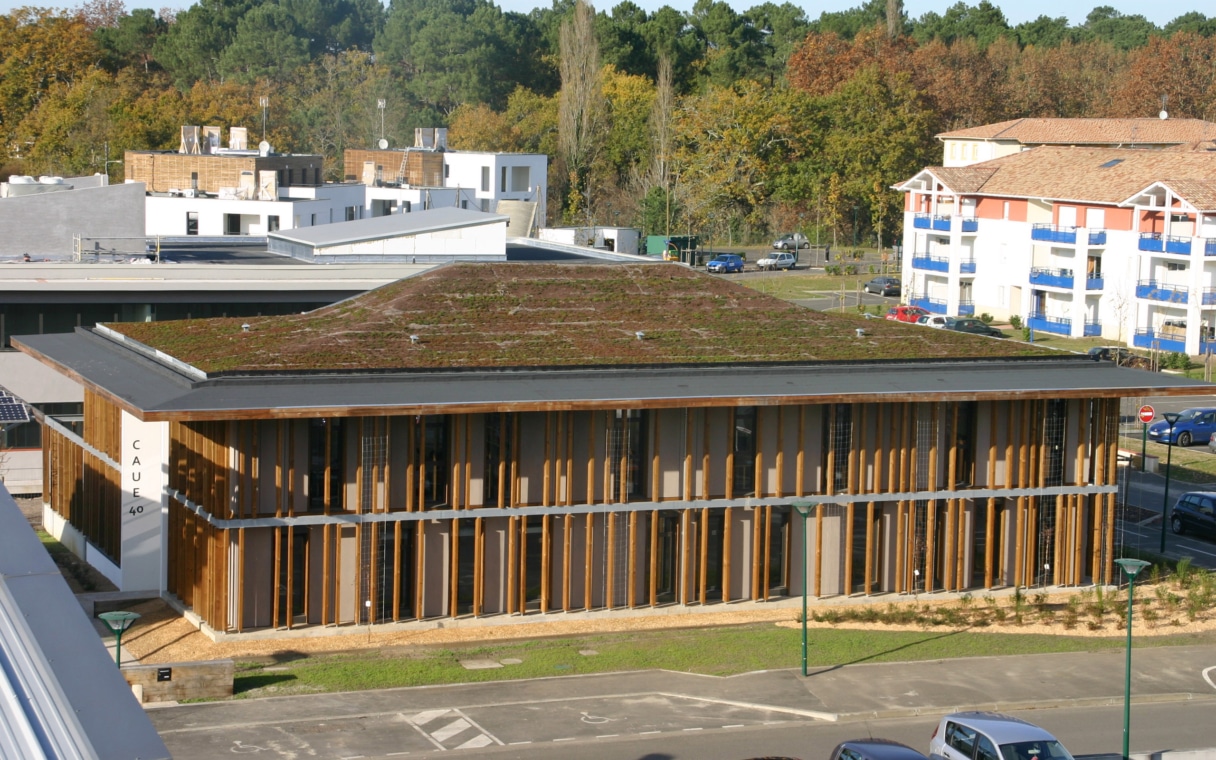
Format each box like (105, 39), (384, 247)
(910, 403), (937, 592)
(360, 428), (387, 624)
(1035, 400), (1067, 586)
(829, 404), (852, 492)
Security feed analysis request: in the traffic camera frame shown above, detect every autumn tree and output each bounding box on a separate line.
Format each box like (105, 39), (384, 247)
(1112, 32), (1216, 118)
(558, 0), (604, 223)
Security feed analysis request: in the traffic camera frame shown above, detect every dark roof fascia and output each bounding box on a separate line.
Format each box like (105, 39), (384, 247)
(14, 329), (1216, 422)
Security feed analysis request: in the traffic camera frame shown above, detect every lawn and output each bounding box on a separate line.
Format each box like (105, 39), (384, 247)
(1119, 434), (1216, 484)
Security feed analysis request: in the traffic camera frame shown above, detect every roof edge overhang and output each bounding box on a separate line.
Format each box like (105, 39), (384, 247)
(268, 213), (510, 246)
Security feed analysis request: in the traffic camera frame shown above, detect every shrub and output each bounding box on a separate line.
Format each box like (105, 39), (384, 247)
(1021, 326), (1031, 342)
(979, 313), (994, 324)
(1165, 352), (1191, 370)
(1009, 315), (1023, 329)
(1175, 556), (1194, 588)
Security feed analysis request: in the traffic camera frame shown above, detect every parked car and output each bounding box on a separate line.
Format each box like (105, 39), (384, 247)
(929, 712), (1074, 760)
(1087, 346), (1129, 362)
(832, 739), (929, 760)
(1170, 491), (1216, 539)
(916, 315), (957, 329)
(706, 253), (745, 273)
(772, 233), (809, 250)
(863, 276), (901, 296)
(949, 318), (1004, 337)
(757, 251), (797, 271)
(885, 305), (929, 323)
(1147, 407), (1216, 446)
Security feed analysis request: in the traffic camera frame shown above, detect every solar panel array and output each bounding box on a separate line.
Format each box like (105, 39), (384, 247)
(0, 391), (29, 423)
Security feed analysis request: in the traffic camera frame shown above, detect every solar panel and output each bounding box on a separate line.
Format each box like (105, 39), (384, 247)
(0, 400), (29, 423)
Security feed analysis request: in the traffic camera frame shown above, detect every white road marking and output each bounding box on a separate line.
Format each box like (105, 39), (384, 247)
(554, 737), (577, 742)
(410, 709), (450, 726)
(454, 735), (494, 750)
(508, 742), (532, 745)
(1203, 666), (1216, 691)
(640, 731), (661, 735)
(597, 734), (619, 738)
(723, 724), (744, 728)
(683, 727), (704, 732)
(387, 753), (410, 757)
(430, 718), (472, 743)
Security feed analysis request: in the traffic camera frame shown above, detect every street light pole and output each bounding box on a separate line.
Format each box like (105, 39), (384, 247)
(98, 610), (141, 668)
(1115, 557), (1150, 760)
(1159, 412), (1179, 553)
(792, 501), (815, 677)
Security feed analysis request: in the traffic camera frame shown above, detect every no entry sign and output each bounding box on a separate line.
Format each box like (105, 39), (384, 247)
(1138, 405), (1155, 424)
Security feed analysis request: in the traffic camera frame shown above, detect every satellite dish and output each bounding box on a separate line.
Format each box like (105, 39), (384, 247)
(1159, 110), (1169, 120)
(377, 138), (389, 150)
(258, 140), (272, 156)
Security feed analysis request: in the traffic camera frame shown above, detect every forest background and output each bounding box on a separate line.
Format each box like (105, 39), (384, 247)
(3, 0), (1216, 248)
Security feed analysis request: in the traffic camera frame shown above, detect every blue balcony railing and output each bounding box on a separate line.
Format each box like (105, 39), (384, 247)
(960, 259), (976, 274)
(1206, 239), (1216, 257)
(912, 213), (977, 233)
(958, 300), (975, 316)
(911, 295), (947, 314)
(1134, 329), (1187, 353)
(1086, 276), (1104, 291)
(1083, 321), (1101, 337)
(1135, 280), (1188, 304)
(1031, 224), (1077, 244)
(1028, 311), (1071, 336)
(1029, 267), (1074, 289)
(1140, 232), (1193, 254)
(1088, 230), (1107, 246)
(911, 255), (949, 272)
(1203, 288), (1216, 306)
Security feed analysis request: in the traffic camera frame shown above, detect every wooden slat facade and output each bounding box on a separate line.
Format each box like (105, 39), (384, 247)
(45, 395), (1124, 634)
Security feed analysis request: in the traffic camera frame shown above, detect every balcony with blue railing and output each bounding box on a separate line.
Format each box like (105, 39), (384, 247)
(958, 300), (975, 316)
(1088, 230), (1107, 246)
(1031, 223), (1077, 244)
(912, 213), (977, 233)
(1083, 321), (1101, 337)
(1086, 275), (1104, 291)
(1135, 280), (1188, 304)
(1204, 288), (1216, 306)
(1140, 232), (1193, 255)
(1206, 239), (1216, 257)
(910, 295), (947, 314)
(911, 254), (949, 272)
(1134, 329), (1188, 353)
(1029, 267), (1074, 289)
(960, 259), (976, 274)
(1028, 311), (1071, 336)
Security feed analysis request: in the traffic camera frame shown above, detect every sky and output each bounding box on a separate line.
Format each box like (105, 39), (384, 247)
(0, 0), (1202, 29)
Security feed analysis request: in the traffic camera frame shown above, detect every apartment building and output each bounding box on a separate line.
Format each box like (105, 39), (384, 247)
(898, 142), (1216, 354)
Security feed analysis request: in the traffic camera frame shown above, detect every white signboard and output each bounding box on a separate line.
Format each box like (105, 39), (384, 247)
(120, 411), (168, 591)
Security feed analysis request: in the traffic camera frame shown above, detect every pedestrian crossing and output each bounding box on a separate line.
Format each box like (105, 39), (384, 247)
(407, 708), (501, 750)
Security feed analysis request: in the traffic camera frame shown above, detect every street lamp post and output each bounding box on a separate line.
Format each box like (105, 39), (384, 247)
(98, 610), (141, 668)
(1115, 557), (1151, 760)
(1158, 412), (1179, 553)
(792, 500), (816, 677)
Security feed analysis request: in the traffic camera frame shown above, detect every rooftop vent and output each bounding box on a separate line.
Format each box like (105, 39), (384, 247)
(1100, 158), (1124, 169)
(410, 334), (420, 344)
(635, 331), (645, 341)
(855, 328), (866, 338)
(241, 324), (250, 332)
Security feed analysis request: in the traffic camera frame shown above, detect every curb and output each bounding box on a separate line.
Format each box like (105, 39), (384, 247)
(831, 692), (1216, 723)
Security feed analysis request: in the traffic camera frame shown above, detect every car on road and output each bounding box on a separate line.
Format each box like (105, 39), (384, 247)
(1170, 491), (1216, 539)
(885, 305), (930, 323)
(917, 315), (957, 329)
(863, 276), (901, 296)
(772, 233), (809, 250)
(832, 739), (929, 760)
(706, 253), (744, 273)
(949, 318), (1004, 337)
(929, 712), (1074, 760)
(756, 251), (797, 271)
(1147, 407), (1216, 446)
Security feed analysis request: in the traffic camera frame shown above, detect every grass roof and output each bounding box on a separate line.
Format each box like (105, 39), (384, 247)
(107, 262), (1052, 374)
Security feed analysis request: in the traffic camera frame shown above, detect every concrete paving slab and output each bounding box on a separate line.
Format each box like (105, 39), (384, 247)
(460, 658), (504, 670)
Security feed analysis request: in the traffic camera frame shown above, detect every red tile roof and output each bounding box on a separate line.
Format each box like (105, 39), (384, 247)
(938, 118), (1216, 146)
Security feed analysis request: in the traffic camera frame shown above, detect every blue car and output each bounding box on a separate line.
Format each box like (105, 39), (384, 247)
(706, 253), (744, 273)
(1147, 407), (1216, 447)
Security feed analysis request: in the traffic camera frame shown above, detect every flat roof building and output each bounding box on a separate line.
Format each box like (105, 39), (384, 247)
(17, 263), (1208, 634)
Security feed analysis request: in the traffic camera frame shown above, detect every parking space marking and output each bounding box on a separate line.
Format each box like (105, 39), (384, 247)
(1203, 666), (1216, 691)
(405, 708), (502, 751)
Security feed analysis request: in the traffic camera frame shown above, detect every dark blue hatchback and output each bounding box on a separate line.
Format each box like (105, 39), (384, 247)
(832, 738), (931, 760)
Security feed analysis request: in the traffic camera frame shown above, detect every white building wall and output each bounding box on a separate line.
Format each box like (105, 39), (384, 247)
(443, 152), (547, 223)
(316, 220), (508, 259)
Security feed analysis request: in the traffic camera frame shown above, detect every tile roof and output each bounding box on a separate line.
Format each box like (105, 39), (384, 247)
(1155, 179), (1216, 212)
(916, 145), (1216, 204)
(925, 166), (998, 194)
(103, 262), (1048, 374)
(938, 118), (1216, 145)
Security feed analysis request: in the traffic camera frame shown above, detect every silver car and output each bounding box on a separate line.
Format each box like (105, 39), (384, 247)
(929, 712), (1074, 760)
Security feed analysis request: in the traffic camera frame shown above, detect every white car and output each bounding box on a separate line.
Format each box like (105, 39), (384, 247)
(915, 315), (957, 329)
(756, 251), (797, 271)
(930, 712), (1074, 760)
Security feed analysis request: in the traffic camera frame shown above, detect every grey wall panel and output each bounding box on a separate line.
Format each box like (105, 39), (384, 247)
(0, 183), (145, 256)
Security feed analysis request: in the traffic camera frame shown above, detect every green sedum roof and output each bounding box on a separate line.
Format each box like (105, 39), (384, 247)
(107, 262), (1051, 374)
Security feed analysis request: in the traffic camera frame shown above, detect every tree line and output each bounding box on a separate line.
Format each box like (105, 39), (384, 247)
(3, 0), (1215, 247)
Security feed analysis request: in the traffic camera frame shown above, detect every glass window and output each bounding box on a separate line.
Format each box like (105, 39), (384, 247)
(976, 736), (999, 760)
(733, 406), (756, 496)
(947, 722), (977, 757)
(999, 741), (1073, 760)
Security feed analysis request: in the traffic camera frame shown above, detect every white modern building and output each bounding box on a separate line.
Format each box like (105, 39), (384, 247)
(897, 141), (1216, 355)
(268, 207), (508, 262)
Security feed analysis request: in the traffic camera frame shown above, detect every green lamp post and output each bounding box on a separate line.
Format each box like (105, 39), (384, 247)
(1115, 557), (1150, 760)
(98, 610), (141, 668)
(792, 500), (817, 677)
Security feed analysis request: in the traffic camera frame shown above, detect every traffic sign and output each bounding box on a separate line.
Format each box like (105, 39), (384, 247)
(1138, 405), (1155, 424)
